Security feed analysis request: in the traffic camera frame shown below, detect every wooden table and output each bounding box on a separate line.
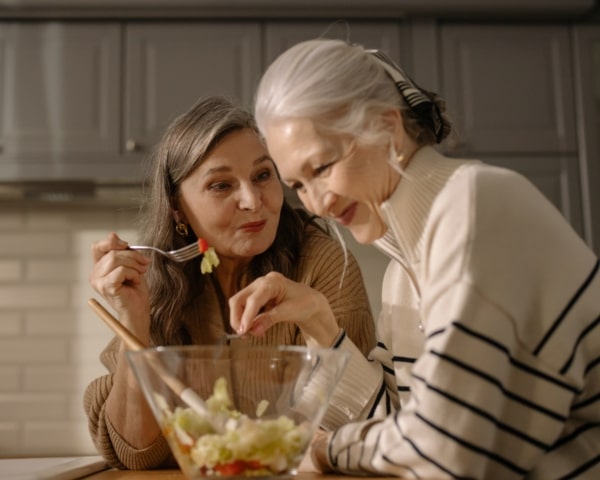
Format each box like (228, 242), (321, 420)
(85, 471), (384, 480)
(85, 470), (183, 479)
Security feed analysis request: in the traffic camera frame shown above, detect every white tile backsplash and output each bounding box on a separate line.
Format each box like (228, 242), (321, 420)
(0, 202), (136, 458)
(0, 260), (21, 281)
(0, 200), (387, 458)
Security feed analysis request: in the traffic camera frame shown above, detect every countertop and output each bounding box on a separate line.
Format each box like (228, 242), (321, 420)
(0, 459), (394, 480)
(85, 472), (392, 480)
(0, 456), (108, 480)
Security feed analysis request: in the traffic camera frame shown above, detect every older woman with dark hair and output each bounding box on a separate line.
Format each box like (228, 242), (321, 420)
(85, 95), (376, 470)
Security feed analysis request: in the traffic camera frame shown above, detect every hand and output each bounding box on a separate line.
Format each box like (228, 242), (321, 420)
(229, 271), (341, 347)
(298, 429), (333, 473)
(89, 232), (151, 338)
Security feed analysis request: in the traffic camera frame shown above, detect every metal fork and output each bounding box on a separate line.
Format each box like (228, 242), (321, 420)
(128, 242), (200, 262)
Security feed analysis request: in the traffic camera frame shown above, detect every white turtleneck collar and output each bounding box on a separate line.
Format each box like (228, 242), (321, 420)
(374, 146), (477, 266)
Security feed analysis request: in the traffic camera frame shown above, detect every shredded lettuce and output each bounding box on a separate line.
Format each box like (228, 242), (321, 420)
(159, 376), (310, 476)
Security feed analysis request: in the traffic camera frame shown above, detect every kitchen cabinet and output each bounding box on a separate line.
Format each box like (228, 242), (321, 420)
(264, 21), (406, 65)
(437, 23), (583, 236)
(0, 18), (593, 247)
(0, 20), (262, 182)
(0, 22), (122, 181)
(440, 24), (576, 154)
(0, 19), (405, 184)
(117, 19), (405, 183)
(124, 22), (261, 162)
(573, 23), (600, 255)
(0, 0), (594, 18)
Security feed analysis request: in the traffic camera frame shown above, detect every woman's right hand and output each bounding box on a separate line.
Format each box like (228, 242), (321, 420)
(91, 232), (161, 449)
(89, 232), (152, 338)
(229, 271), (341, 347)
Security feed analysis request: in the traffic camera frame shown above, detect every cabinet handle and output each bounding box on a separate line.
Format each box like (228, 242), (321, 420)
(125, 139), (140, 152)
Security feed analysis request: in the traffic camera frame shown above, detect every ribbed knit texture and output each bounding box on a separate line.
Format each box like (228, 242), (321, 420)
(83, 226), (376, 470)
(324, 146), (600, 479)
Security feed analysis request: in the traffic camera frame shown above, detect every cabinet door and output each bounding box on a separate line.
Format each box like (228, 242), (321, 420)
(125, 22), (261, 158)
(265, 21), (406, 66)
(439, 24), (582, 237)
(573, 24), (600, 255)
(441, 24), (577, 154)
(485, 154), (583, 233)
(0, 22), (120, 180)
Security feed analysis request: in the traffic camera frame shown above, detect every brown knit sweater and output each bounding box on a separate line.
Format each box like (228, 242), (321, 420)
(83, 227), (376, 470)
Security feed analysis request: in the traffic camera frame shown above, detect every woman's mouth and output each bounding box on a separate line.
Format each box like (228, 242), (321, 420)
(239, 220), (267, 233)
(333, 203), (357, 226)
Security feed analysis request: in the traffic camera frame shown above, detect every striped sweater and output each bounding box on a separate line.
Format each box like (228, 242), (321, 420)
(324, 147), (600, 479)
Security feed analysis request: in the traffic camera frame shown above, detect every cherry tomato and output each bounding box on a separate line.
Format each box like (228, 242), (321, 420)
(214, 460), (264, 476)
(198, 238), (209, 253)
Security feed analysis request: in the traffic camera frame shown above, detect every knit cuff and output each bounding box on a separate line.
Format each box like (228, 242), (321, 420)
(105, 415), (172, 470)
(321, 336), (381, 430)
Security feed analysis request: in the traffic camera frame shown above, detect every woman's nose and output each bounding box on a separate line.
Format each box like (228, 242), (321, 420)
(321, 190), (338, 217)
(300, 184), (336, 218)
(238, 184), (261, 211)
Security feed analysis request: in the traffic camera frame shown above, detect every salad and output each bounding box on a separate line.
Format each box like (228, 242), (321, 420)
(158, 377), (311, 477)
(198, 238), (220, 274)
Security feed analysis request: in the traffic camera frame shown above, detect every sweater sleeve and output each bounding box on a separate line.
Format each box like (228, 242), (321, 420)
(82, 337), (176, 470)
(298, 227), (377, 356)
(297, 228), (384, 428)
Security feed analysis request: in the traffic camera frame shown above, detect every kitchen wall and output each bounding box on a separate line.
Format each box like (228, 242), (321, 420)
(0, 200), (388, 457)
(0, 0), (600, 458)
(0, 202), (138, 456)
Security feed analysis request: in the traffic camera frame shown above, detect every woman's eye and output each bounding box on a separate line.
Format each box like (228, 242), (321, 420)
(208, 182), (230, 192)
(254, 169), (273, 183)
(289, 181), (304, 192)
(314, 162), (334, 177)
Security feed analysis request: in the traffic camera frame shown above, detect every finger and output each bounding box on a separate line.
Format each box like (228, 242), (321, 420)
(90, 251), (150, 295)
(236, 288), (274, 334)
(92, 247), (150, 280)
(245, 297), (297, 336)
(246, 312), (272, 337)
(230, 276), (282, 334)
(94, 264), (146, 298)
(91, 232), (129, 263)
(310, 430), (333, 473)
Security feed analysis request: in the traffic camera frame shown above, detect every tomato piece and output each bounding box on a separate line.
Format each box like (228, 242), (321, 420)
(214, 460), (264, 476)
(214, 461), (245, 475)
(198, 238), (209, 253)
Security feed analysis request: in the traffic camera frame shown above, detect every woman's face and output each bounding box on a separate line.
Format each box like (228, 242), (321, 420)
(177, 128), (284, 261)
(264, 118), (400, 244)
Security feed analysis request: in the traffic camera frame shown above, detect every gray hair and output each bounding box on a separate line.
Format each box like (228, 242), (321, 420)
(255, 38), (451, 147)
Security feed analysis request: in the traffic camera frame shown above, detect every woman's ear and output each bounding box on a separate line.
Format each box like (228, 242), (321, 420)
(172, 207), (191, 238)
(171, 197), (186, 223)
(380, 108), (404, 151)
(172, 209), (187, 225)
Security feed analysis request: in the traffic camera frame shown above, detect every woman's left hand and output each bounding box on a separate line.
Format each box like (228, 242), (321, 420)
(228, 271), (340, 347)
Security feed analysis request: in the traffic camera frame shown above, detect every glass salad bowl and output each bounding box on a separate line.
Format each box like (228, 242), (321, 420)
(126, 344), (350, 479)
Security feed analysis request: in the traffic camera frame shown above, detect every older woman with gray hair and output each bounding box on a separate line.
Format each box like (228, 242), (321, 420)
(229, 39), (600, 479)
